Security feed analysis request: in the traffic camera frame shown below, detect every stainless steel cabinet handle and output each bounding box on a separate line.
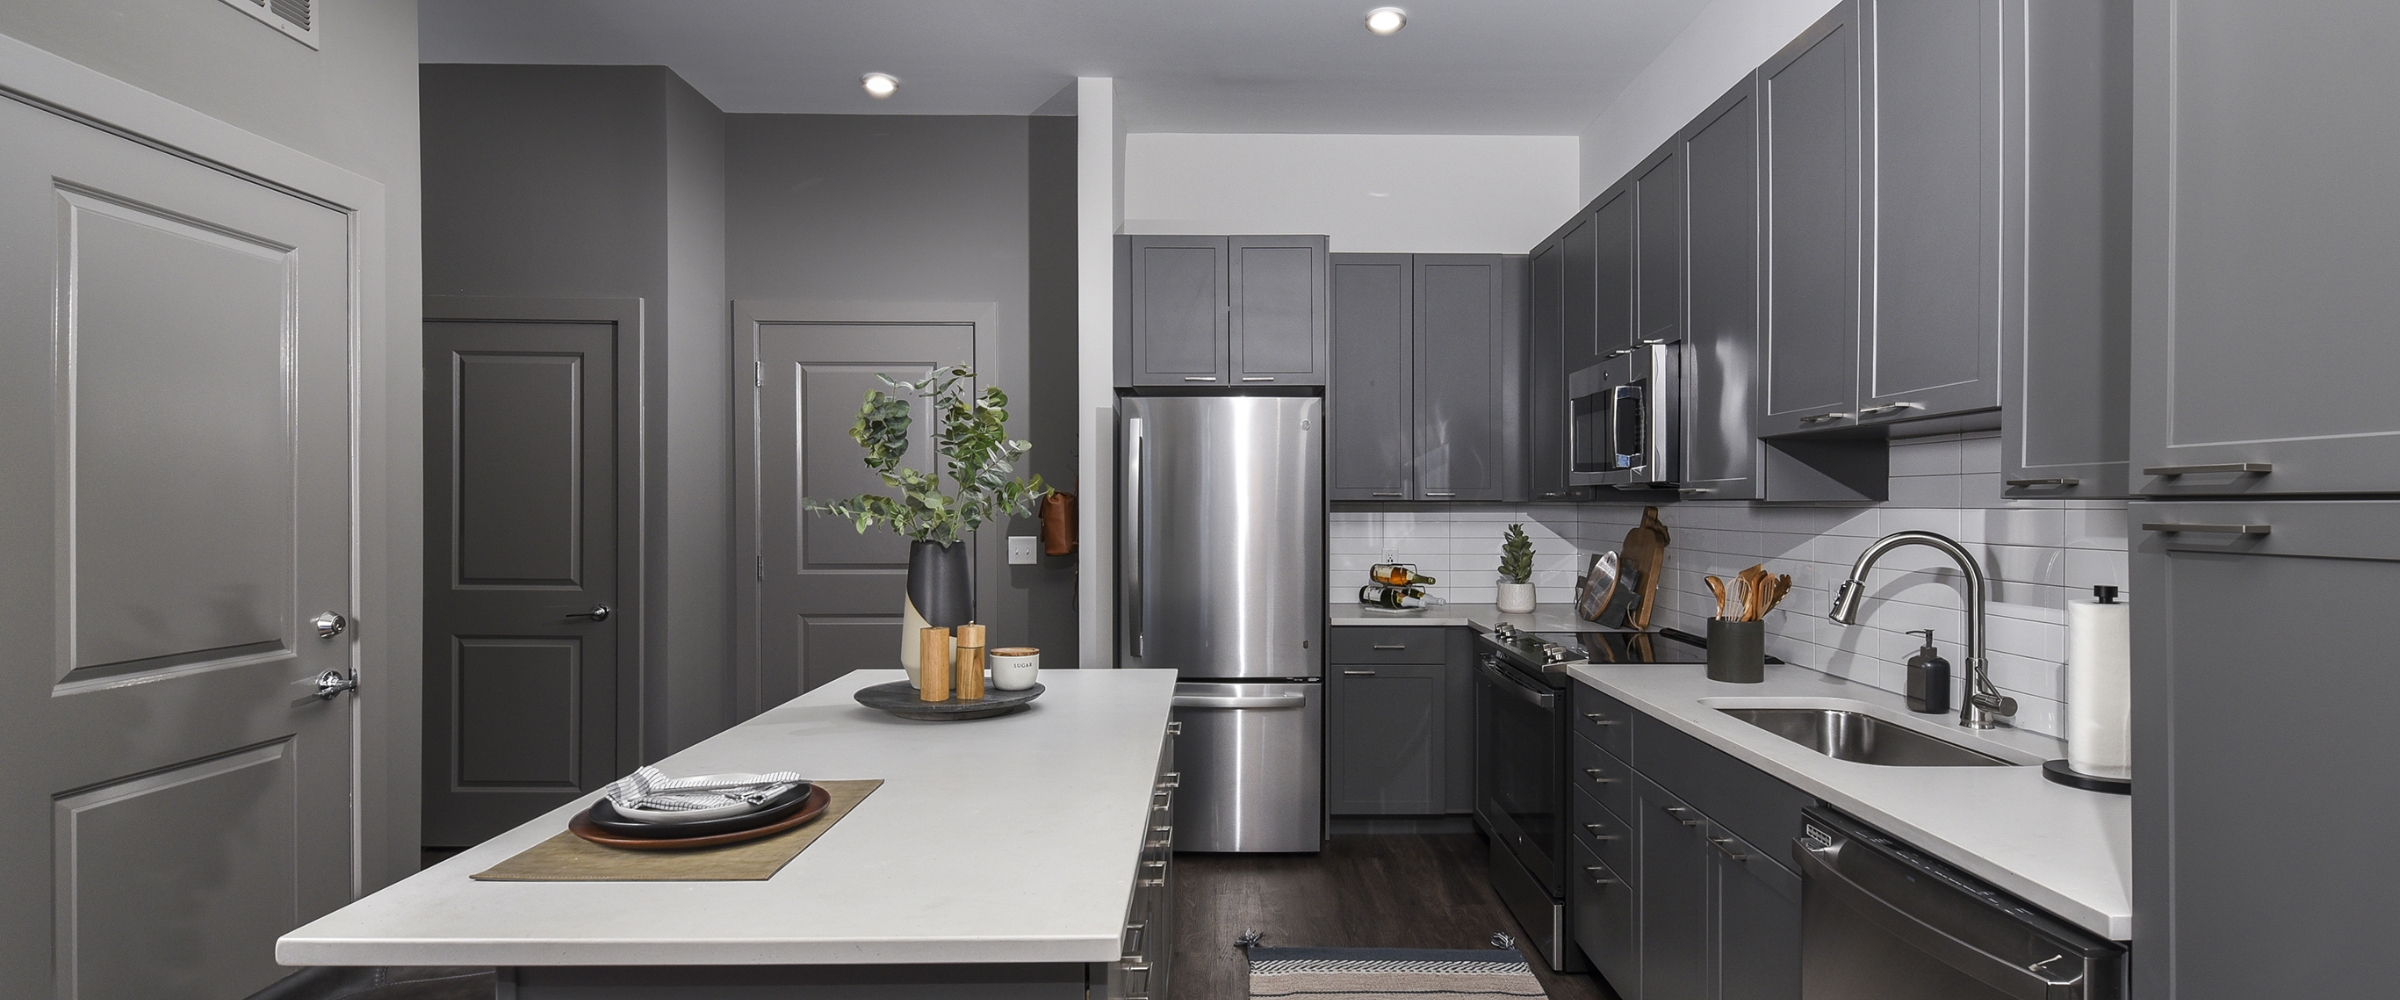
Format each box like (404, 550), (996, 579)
(1138, 878), (1166, 888)
(2142, 522), (2272, 535)
(314, 669), (358, 700)
(1799, 412), (1854, 424)
(1240, 375), (1275, 382)
(1371, 491), (1406, 498)
(1858, 401), (1925, 417)
(1584, 823), (1620, 840)
(564, 605), (610, 621)
(1142, 860), (1167, 872)
(2004, 478), (2080, 488)
(1123, 922), (1147, 959)
(2144, 462), (2270, 476)
(311, 612), (347, 638)
(1126, 416), (1146, 657)
(1182, 376), (1217, 382)
(1709, 836), (1751, 861)
(1422, 491), (1456, 497)
(1342, 669), (1377, 676)
(1371, 643), (1407, 650)
(1583, 768), (1618, 784)
(1584, 866), (1618, 885)
(1664, 805), (1702, 827)
(1165, 720), (1182, 736)
(1158, 771), (1180, 789)
(1582, 713), (1618, 726)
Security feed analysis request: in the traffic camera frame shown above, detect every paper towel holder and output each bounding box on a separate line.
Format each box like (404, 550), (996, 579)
(2043, 586), (2133, 794)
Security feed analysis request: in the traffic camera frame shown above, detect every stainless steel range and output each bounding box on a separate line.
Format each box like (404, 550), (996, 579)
(1472, 625), (1765, 972)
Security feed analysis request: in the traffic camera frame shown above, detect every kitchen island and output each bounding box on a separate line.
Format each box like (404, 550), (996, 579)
(279, 669), (1180, 998)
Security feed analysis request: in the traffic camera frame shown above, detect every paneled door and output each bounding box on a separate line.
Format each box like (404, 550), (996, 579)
(0, 97), (356, 998)
(747, 312), (974, 710)
(422, 306), (629, 848)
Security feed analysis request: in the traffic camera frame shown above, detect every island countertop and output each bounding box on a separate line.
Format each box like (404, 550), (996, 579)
(278, 669), (1178, 968)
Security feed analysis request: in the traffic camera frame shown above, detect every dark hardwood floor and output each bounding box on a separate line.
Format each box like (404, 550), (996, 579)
(1170, 833), (1620, 1000)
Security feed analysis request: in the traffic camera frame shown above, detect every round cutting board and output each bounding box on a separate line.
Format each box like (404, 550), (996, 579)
(852, 680), (1044, 721)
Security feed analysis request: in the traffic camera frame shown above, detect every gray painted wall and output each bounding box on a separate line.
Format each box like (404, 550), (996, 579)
(0, 0), (426, 892)
(727, 114), (1080, 667)
(421, 64), (733, 758)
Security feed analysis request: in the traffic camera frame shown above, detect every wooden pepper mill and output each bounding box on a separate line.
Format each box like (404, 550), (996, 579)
(954, 624), (987, 701)
(918, 627), (952, 702)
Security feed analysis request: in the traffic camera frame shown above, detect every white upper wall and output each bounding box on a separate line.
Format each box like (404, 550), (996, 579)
(1578, 0), (1841, 199)
(1123, 133), (1580, 254)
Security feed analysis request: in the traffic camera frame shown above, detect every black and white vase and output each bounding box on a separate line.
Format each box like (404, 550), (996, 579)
(900, 539), (972, 687)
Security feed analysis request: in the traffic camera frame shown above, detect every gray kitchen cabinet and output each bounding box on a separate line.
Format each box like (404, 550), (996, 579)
(1120, 235), (1228, 386)
(2130, 0), (2400, 496)
(1638, 777), (1713, 1000)
(1756, 1), (1863, 438)
(1590, 187), (1637, 359)
(2133, 501), (2400, 999)
(1328, 254), (1414, 500)
(1560, 212), (1602, 376)
(1328, 648), (1444, 816)
(1712, 823), (1803, 1000)
(1230, 235), (1329, 386)
(1441, 628), (1477, 815)
(1327, 253), (1525, 502)
(1118, 234), (1326, 388)
(1853, 0), (2001, 425)
(1527, 235), (1590, 502)
(1634, 140), (1684, 347)
(2004, 0), (2133, 499)
(1679, 76), (1762, 502)
(1571, 835), (1638, 993)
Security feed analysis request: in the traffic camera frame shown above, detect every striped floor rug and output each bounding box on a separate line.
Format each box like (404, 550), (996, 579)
(1247, 946), (1547, 999)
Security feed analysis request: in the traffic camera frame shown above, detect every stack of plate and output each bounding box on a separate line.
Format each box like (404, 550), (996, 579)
(569, 768), (831, 849)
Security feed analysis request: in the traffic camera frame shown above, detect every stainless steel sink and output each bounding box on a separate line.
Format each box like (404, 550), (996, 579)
(1717, 708), (2010, 767)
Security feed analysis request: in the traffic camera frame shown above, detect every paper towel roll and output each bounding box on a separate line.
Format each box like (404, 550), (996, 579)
(2066, 598), (2132, 778)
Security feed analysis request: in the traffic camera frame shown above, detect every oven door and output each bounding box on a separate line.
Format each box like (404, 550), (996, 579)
(1568, 342), (1682, 488)
(1474, 652), (1564, 895)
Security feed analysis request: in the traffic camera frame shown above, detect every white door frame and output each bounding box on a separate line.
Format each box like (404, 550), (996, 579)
(0, 32), (406, 894)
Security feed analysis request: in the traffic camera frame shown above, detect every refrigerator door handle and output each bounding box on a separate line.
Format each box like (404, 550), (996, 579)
(1171, 693), (1309, 710)
(1126, 415), (1146, 658)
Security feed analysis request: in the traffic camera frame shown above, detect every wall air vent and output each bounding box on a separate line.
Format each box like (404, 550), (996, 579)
(216, 0), (318, 49)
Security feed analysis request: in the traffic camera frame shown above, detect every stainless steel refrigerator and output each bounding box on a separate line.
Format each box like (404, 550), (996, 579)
(1118, 395), (1324, 853)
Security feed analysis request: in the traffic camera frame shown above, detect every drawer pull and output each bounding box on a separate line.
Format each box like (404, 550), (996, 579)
(1858, 401), (1925, 417)
(1799, 412), (1854, 425)
(1139, 878), (1166, 888)
(1343, 669), (1378, 676)
(1158, 771), (1181, 789)
(1709, 836), (1751, 861)
(1422, 491), (1457, 497)
(1583, 768), (1618, 784)
(2143, 522), (2271, 535)
(1582, 713), (1619, 726)
(1584, 866), (1618, 886)
(1182, 376), (1218, 382)
(1371, 491), (1406, 498)
(1166, 720), (1182, 736)
(2004, 478), (2080, 488)
(2144, 462), (2270, 476)
(1240, 375), (1276, 382)
(1583, 823), (1620, 841)
(1664, 805), (1703, 827)
(1371, 644), (1407, 650)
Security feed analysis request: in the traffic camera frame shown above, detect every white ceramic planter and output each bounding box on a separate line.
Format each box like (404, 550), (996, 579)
(1496, 581), (1537, 614)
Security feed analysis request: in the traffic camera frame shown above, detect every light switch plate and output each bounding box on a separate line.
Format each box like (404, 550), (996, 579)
(1007, 535), (1038, 565)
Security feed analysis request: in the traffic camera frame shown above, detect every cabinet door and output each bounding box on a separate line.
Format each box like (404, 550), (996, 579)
(1757, 1), (1863, 437)
(2003, 0), (2131, 500)
(1327, 662), (1443, 815)
(1561, 212), (1602, 376)
(1413, 255), (1511, 502)
(1124, 235), (1228, 386)
(2131, 0), (2400, 495)
(1638, 781), (1712, 1000)
(2133, 501), (2400, 1000)
(1635, 139), (1685, 346)
(1592, 187), (1637, 357)
(1327, 254), (1413, 501)
(1681, 75), (1764, 502)
(1711, 828), (1802, 1000)
(1572, 838), (1639, 996)
(1230, 235), (1328, 386)
(1527, 237), (1589, 502)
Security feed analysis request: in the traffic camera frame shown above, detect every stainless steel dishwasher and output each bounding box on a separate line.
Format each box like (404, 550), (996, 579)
(1794, 808), (2126, 1000)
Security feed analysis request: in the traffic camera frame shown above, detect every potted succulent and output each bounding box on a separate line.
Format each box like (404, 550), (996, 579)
(805, 367), (1049, 686)
(1497, 523), (1537, 614)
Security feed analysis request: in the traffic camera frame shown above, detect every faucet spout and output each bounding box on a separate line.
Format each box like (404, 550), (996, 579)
(1827, 531), (2017, 729)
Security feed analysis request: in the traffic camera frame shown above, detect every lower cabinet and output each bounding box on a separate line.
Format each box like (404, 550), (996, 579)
(1108, 727), (1178, 1000)
(1571, 836), (1638, 992)
(1329, 627), (1479, 816)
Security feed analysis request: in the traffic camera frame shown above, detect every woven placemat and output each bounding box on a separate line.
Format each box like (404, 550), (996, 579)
(470, 779), (883, 882)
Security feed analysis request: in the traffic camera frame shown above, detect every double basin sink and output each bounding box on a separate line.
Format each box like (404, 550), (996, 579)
(1705, 703), (2023, 767)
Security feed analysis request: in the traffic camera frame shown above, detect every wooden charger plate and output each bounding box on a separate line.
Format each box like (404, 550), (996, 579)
(567, 783), (831, 850)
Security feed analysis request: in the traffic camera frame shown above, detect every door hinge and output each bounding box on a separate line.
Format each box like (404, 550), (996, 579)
(755, 361), (764, 387)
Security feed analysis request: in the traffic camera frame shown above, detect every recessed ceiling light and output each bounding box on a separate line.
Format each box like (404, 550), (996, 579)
(1364, 7), (1407, 35)
(862, 72), (899, 99)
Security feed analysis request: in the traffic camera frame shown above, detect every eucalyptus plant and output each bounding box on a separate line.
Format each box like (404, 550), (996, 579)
(1498, 524), (1535, 585)
(803, 367), (1049, 546)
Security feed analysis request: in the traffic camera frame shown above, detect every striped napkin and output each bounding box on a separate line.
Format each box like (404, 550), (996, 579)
(599, 766), (803, 813)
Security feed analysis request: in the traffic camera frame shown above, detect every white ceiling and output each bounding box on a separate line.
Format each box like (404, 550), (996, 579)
(417, 0), (1715, 134)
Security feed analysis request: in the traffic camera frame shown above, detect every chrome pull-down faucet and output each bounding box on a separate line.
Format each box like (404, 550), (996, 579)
(1827, 530), (2018, 729)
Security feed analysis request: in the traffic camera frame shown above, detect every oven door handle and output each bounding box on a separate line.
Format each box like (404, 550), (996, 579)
(1476, 660), (1555, 709)
(1794, 843), (2090, 1000)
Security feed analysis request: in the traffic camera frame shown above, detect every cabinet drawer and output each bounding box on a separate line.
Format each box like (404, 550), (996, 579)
(1570, 837), (1638, 995)
(1328, 627), (1446, 664)
(1573, 683), (1635, 759)
(1572, 732), (1634, 823)
(1573, 784), (1633, 879)
(1633, 713), (1815, 873)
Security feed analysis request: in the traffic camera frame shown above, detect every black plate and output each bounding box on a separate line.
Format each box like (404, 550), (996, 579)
(583, 782), (814, 838)
(853, 680), (1045, 721)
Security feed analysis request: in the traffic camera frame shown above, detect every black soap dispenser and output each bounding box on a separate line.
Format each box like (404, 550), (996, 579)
(1905, 629), (1952, 714)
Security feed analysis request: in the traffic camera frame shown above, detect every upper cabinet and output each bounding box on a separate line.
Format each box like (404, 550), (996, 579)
(1756, 3), (1865, 438)
(1590, 187), (1637, 362)
(1527, 235), (1591, 502)
(1117, 235), (1327, 388)
(2130, 0), (2400, 496)
(1679, 78), (1764, 501)
(1634, 141), (1685, 347)
(1328, 253), (1526, 502)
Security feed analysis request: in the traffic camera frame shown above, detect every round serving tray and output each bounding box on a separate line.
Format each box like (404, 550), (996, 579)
(853, 680), (1045, 721)
(583, 782), (814, 838)
(568, 783), (831, 850)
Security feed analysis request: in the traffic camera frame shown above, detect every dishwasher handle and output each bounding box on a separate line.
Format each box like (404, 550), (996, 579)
(1171, 693), (1308, 710)
(1794, 841), (2094, 1000)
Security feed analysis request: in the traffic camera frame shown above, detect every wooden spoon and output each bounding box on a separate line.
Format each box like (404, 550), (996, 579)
(1765, 574), (1793, 617)
(1705, 576), (1728, 620)
(1738, 565), (1766, 621)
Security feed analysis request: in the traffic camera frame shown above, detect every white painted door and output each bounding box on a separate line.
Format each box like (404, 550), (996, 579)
(0, 95), (357, 999)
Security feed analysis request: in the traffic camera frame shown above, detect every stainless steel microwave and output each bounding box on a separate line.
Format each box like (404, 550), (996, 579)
(1568, 341), (1682, 488)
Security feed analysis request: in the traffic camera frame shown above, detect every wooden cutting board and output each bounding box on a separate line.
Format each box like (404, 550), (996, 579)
(1619, 507), (1671, 630)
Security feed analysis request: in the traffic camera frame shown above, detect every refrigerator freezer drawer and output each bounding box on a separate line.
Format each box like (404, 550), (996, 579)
(1169, 682), (1323, 853)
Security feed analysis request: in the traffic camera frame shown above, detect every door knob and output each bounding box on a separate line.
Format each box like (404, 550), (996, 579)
(311, 612), (347, 638)
(565, 605), (611, 622)
(314, 669), (359, 700)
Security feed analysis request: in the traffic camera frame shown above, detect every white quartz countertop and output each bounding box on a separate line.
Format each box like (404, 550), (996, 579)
(1328, 602), (1592, 632)
(1564, 662), (2132, 940)
(278, 669), (1179, 968)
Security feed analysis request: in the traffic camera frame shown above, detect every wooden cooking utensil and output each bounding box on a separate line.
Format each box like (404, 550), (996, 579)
(1739, 565), (1766, 621)
(1706, 576), (1728, 620)
(1770, 574), (1793, 616)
